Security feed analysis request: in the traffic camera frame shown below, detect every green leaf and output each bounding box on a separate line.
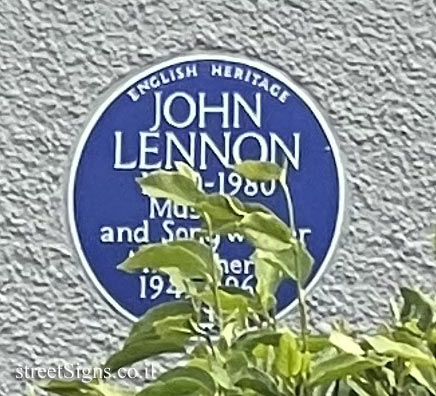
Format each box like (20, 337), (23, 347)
(253, 242), (313, 284)
(311, 383), (336, 396)
(364, 335), (435, 365)
(403, 383), (432, 396)
(239, 212), (294, 251)
(409, 364), (436, 395)
(235, 367), (284, 396)
(234, 160), (282, 182)
(329, 330), (364, 356)
(128, 301), (196, 343)
(38, 380), (135, 396)
(137, 170), (205, 206)
(374, 383), (391, 396)
(400, 288), (435, 332)
(198, 286), (258, 324)
(346, 376), (392, 396)
(392, 326), (425, 349)
(241, 202), (274, 216)
(158, 367), (216, 395)
(219, 285), (257, 307)
(197, 194), (272, 235)
(197, 194), (243, 233)
(105, 301), (196, 371)
(189, 358), (233, 390)
(345, 378), (373, 396)
(211, 364), (234, 390)
(234, 330), (282, 353)
(222, 320), (239, 346)
(174, 161), (201, 185)
(252, 344), (276, 372)
(253, 251), (283, 311)
(274, 331), (303, 377)
(310, 353), (391, 386)
(382, 367), (397, 390)
(38, 380), (101, 396)
(106, 336), (188, 372)
(137, 376), (212, 396)
(118, 240), (216, 289)
(225, 351), (251, 383)
(306, 335), (331, 353)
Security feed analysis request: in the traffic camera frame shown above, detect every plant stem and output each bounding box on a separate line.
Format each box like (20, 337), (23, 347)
(280, 163), (310, 351)
(189, 289), (218, 362)
(204, 213), (223, 332)
(280, 159), (296, 230)
(332, 380), (340, 396)
(394, 360), (408, 396)
(280, 160), (310, 394)
(297, 281), (308, 353)
(205, 333), (219, 361)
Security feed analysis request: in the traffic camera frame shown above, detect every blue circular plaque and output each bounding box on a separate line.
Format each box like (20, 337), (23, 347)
(68, 54), (346, 321)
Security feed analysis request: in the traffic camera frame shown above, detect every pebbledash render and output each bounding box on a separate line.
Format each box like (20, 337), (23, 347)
(1, 1), (435, 395)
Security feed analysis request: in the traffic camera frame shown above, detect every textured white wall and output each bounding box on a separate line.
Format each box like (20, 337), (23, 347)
(1, 0), (435, 394)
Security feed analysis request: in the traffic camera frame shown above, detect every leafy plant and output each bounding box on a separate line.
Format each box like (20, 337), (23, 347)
(39, 161), (436, 396)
